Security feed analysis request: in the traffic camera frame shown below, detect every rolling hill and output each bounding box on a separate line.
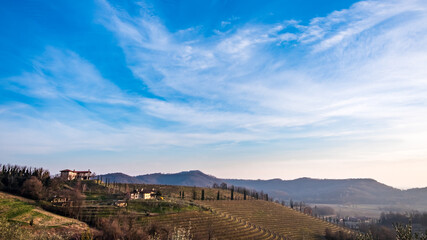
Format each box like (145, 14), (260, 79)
(99, 170), (427, 205)
(136, 170), (220, 186)
(0, 191), (95, 239)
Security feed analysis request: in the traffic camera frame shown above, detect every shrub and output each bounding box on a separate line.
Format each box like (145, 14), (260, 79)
(21, 176), (44, 200)
(81, 229), (93, 240)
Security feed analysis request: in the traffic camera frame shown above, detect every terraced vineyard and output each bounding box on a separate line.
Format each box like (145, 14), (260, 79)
(68, 185), (353, 239)
(71, 198), (284, 239)
(138, 210), (285, 239)
(196, 200), (353, 240)
(14, 180), (354, 239)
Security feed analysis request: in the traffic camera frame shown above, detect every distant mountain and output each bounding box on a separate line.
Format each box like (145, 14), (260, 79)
(99, 170), (427, 205)
(135, 170), (220, 187)
(100, 172), (144, 184)
(225, 177), (402, 204)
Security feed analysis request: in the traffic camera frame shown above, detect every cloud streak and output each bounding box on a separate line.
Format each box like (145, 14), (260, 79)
(1, 0), (427, 187)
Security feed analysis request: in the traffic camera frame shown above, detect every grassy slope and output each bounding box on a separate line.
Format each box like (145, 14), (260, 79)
(0, 191), (92, 238)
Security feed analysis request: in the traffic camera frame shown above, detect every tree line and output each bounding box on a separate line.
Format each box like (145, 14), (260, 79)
(0, 164), (51, 199)
(380, 212), (427, 228)
(212, 182), (270, 201)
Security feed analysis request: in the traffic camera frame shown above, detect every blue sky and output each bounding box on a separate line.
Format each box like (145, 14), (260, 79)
(1, 0), (427, 188)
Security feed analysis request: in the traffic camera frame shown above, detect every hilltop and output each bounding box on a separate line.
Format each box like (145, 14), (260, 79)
(99, 170), (427, 205)
(101, 170), (219, 186)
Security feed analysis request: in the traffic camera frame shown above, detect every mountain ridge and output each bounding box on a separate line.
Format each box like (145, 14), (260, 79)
(99, 170), (427, 205)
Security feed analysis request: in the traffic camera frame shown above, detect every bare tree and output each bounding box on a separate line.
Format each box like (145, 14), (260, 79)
(21, 176), (43, 200)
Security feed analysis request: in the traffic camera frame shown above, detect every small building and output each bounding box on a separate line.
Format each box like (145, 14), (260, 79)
(114, 200), (127, 207)
(129, 188), (156, 200)
(142, 189), (156, 200)
(51, 196), (69, 203)
(51, 196), (69, 206)
(130, 189), (140, 200)
(60, 169), (92, 180)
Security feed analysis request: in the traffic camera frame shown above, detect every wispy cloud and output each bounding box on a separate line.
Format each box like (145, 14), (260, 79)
(2, 0), (427, 186)
(5, 48), (130, 105)
(93, 0), (427, 155)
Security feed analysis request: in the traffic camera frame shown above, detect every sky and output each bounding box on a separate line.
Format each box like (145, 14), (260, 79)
(1, 0), (427, 189)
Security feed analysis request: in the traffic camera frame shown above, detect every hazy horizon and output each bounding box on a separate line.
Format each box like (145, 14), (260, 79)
(1, 0), (427, 189)
(8, 164), (422, 190)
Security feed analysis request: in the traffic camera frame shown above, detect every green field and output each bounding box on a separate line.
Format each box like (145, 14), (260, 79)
(0, 191), (92, 240)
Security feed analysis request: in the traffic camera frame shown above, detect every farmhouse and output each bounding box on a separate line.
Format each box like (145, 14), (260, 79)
(129, 188), (156, 200)
(60, 169), (92, 180)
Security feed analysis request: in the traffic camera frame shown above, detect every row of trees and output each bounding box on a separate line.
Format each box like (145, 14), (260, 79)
(0, 164), (90, 220)
(0, 164), (51, 199)
(212, 182), (270, 201)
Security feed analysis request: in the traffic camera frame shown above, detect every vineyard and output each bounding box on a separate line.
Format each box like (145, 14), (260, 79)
(120, 183), (252, 201)
(38, 181), (353, 239)
(63, 182), (355, 239)
(0, 166), (355, 240)
(138, 210), (286, 239)
(195, 200), (353, 240)
(1, 165), (424, 240)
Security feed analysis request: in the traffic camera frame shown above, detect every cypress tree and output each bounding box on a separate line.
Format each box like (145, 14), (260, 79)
(244, 189), (247, 200)
(217, 190), (220, 200)
(192, 189), (197, 200)
(201, 189), (205, 200)
(231, 188), (234, 200)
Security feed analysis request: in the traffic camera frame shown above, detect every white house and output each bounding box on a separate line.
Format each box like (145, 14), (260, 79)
(60, 169), (91, 180)
(129, 188), (156, 200)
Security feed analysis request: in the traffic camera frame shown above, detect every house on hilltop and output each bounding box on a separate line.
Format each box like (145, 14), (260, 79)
(60, 169), (91, 180)
(129, 188), (156, 200)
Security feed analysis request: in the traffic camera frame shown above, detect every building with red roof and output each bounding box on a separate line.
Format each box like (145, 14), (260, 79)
(60, 169), (91, 180)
